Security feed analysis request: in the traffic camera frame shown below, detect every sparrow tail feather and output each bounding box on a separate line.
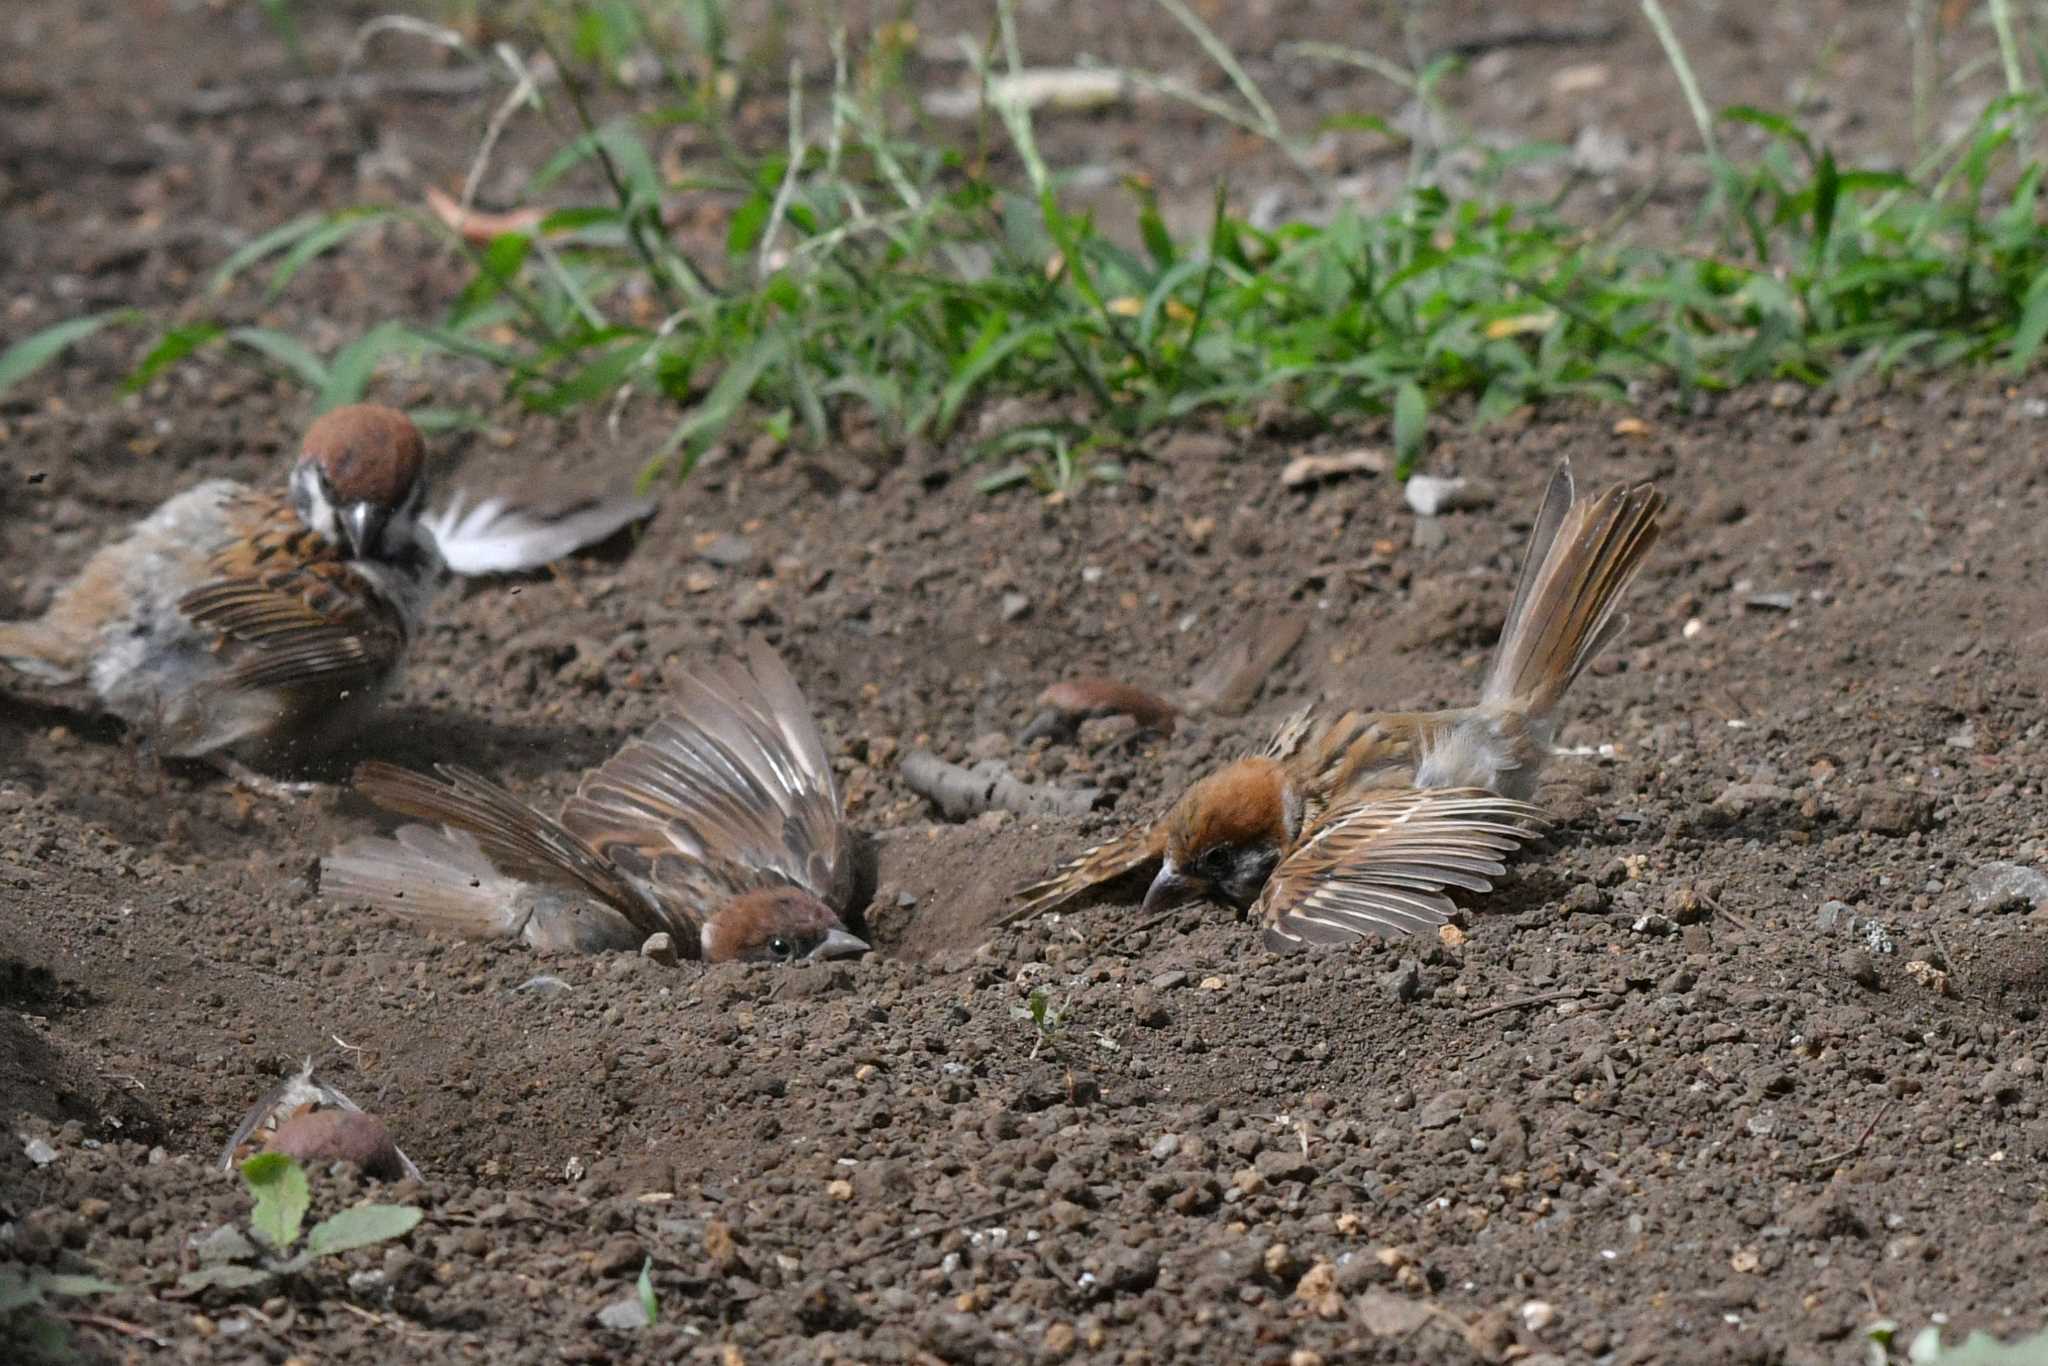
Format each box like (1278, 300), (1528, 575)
(1481, 463), (1664, 717)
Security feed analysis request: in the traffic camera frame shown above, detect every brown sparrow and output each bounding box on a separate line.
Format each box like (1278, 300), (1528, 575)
(1010, 461), (1663, 949)
(0, 404), (652, 783)
(219, 1058), (421, 1182)
(320, 637), (871, 965)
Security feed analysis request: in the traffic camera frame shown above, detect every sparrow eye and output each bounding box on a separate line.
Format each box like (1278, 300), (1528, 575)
(767, 935), (795, 960)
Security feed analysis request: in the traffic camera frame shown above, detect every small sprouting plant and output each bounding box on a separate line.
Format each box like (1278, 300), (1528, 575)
(1011, 987), (1067, 1060)
(636, 1256), (660, 1325)
(176, 1152), (423, 1293)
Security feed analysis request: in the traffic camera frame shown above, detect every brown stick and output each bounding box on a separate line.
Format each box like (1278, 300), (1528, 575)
(56, 1312), (167, 1346)
(1810, 1100), (1894, 1172)
(1466, 989), (1584, 1020)
(899, 751), (1099, 822)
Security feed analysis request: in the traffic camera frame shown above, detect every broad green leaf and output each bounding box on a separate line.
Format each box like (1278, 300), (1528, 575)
(124, 322), (226, 393)
(0, 310), (144, 401)
(241, 1151), (310, 1252)
(304, 1204), (424, 1258)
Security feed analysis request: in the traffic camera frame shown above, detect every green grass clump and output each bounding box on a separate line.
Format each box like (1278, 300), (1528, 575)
(7, 0), (2048, 489)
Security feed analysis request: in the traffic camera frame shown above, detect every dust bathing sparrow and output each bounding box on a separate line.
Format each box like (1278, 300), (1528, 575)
(0, 405), (652, 786)
(219, 1057), (421, 1182)
(1010, 461), (1664, 951)
(321, 636), (871, 965)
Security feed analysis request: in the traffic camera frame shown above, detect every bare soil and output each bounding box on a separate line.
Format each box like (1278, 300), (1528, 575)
(4, 3), (2047, 1364)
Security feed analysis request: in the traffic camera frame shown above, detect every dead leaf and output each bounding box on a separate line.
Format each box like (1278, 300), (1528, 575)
(1482, 311), (1557, 339)
(1281, 448), (1388, 488)
(424, 185), (546, 245)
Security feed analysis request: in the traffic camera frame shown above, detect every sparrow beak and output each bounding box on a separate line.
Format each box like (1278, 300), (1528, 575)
(808, 927), (870, 961)
(1141, 860), (1196, 916)
(342, 501), (390, 558)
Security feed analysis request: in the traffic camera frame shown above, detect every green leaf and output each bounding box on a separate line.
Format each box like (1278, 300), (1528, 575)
(0, 310), (144, 401)
(241, 1151), (310, 1252)
(649, 333), (781, 474)
(1808, 147), (1840, 266)
(304, 1204), (424, 1258)
(727, 187), (774, 257)
(1392, 380), (1427, 477)
(2009, 267), (2048, 372)
(264, 209), (394, 302)
(123, 322), (226, 393)
(1719, 105), (1813, 158)
(176, 1264), (276, 1293)
(450, 232), (535, 326)
(228, 326), (330, 390)
(319, 321), (418, 410)
(1128, 177), (1175, 271)
(636, 1257), (659, 1326)
(208, 214), (324, 294)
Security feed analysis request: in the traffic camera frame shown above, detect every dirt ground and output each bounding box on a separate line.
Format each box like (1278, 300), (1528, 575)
(5, 2), (2048, 1363)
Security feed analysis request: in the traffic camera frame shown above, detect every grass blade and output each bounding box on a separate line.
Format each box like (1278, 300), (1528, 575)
(0, 310), (144, 401)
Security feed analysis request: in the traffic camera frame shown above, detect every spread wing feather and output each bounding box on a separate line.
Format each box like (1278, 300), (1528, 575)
(559, 636), (850, 911)
(1258, 788), (1548, 951)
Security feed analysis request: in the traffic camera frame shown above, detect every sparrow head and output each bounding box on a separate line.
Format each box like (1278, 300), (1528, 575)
(290, 404), (428, 561)
(701, 886), (869, 965)
(1146, 756), (1303, 914)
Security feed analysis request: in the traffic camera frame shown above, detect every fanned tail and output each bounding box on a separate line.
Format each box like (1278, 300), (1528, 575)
(1482, 462), (1664, 716)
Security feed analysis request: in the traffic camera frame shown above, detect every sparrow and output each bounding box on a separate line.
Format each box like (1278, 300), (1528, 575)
(320, 636), (872, 965)
(0, 404), (653, 784)
(1009, 461), (1664, 949)
(219, 1058), (421, 1182)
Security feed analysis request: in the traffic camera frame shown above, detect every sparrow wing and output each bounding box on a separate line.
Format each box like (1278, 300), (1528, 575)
(177, 493), (409, 693)
(1003, 820), (1169, 925)
(559, 637), (851, 916)
(322, 823), (645, 953)
(349, 760), (664, 936)
(1256, 787), (1548, 952)
(424, 490), (656, 576)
